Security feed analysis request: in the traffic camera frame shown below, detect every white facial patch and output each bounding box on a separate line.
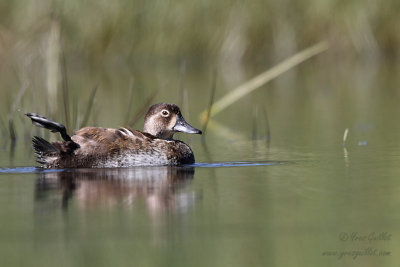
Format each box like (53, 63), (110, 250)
(168, 116), (177, 131)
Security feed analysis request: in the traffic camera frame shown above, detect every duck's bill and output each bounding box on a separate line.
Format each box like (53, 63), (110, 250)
(173, 116), (202, 134)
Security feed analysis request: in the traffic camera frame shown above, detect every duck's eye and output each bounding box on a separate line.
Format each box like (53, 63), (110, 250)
(161, 110), (170, 117)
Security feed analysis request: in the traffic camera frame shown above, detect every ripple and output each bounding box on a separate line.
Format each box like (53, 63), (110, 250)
(0, 161), (284, 173)
(0, 167), (62, 174)
(192, 161), (285, 168)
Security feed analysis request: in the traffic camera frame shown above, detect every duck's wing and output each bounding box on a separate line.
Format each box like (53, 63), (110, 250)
(71, 127), (154, 156)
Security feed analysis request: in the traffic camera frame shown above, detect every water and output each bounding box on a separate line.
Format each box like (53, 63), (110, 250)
(0, 137), (399, 266)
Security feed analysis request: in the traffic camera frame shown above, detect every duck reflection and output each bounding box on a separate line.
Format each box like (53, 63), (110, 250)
(35, 167), (196, 214)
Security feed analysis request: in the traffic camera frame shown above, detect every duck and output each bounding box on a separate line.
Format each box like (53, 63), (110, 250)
(26, 103), (202, 168)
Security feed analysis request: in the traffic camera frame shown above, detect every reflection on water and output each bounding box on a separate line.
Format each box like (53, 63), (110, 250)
(2, 145), (400, 266)
(34, 167), (196, 214)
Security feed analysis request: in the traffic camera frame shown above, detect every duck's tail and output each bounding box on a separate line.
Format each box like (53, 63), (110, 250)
(31, 136), (59, 164)
(26, 113), (80, 165)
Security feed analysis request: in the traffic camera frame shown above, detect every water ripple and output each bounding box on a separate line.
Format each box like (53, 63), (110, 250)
(192, 161), (285, 168)
(0, 167), (62, 174)
(0, 161), (283, 174)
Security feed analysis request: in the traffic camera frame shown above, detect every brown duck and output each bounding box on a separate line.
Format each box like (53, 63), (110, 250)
(26, 103), (202, 168)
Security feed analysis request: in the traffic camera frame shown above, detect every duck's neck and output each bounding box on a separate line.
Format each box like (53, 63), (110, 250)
(143, 124), (174, 139)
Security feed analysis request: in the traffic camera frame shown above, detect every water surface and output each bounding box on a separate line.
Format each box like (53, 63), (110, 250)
(1, 138), (399, 266)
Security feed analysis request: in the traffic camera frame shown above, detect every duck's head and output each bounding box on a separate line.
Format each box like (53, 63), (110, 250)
(143, 103), (202, 139)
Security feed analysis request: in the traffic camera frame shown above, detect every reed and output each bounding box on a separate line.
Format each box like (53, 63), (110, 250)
(343, 128), (349, 146)
(7, 83), (28, 142)
(178, 60), (187, 109)
(261, 106), (271, 144)
(183, 90), (189, 121)
(252, 105), (258, 141)
(71, 94), (79, 130)
(201, 69), (217, 138)
(0, 115), (6, 137)
(124, 78), (135, 124)
(60, 48), (71, 132)
(79, 84), (98, 128)
(8, 120), (16, 144)
(199, 41), (329, 121)
(46, 20), (61, 118)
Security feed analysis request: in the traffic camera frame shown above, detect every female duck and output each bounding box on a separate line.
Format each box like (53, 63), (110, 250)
(26, 103), (202, 168)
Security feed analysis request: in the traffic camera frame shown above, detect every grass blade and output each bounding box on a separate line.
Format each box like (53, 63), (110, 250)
(46, 20), (61, 118)
(201, 69), (217, 137)
(343, 128), (349, 146)
(0, 115), (6, 136)
(178, 60), (187, 108)
(80, 84), (98, 128)
(252, 105), (258, 140)
(60, 47), (71, 131)
(124, 78), (135, 124)
(8, 82), (28, 142)
(261, 105), (271, 144)
(200, 41), (329, 121)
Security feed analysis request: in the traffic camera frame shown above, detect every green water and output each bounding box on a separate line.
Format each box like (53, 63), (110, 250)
(1, 126), (400, 266)
(1, 64), (400, 266)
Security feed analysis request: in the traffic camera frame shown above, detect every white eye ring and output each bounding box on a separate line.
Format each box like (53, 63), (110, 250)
(161, 109), (170, 117)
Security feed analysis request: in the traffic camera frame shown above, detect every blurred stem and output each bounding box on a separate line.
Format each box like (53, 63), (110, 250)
(8, 82), (28, 142)
(343, 128), (349, 146)
(178, 60), (187, 108)
(261, 105), (271, 144)
(201, 69), (217, 138)
(124, 78), (135, 124)
(200, 41), (329, 121)
(80, 84), (98, 128)
(61, 47), (71, 132)
(252, 105), (258, 140)
(46, 20), (60, 118)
